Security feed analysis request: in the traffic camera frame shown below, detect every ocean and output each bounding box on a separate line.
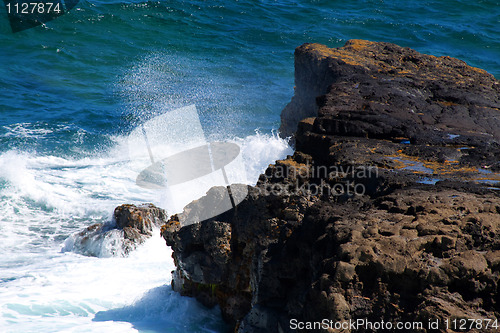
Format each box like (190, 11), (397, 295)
(0, 0), (498, 332)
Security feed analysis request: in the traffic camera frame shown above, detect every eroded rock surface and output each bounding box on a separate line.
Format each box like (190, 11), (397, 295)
(280, 40), (500, 146)
(65, 203), (167, 257)
(162, 40), (499, 332)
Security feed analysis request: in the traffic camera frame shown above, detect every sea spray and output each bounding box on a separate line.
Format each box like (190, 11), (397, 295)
(0, 125), (291, 331)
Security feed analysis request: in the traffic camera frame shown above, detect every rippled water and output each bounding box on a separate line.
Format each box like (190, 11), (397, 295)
(0, 0), (498, 331)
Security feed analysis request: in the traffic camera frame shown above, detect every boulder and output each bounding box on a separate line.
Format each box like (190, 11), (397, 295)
(64, 203), (167, 257)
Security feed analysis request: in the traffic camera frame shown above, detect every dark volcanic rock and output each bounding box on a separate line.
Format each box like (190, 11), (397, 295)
(280, 40), (500, 145)
(163, 178), (499, 332)
(66, 203), (167, 257)
(162, 40), (500, 332)
(114, 203), (167, 238)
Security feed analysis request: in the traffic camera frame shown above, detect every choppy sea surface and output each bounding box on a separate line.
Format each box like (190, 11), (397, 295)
(0, 1), (498, 332)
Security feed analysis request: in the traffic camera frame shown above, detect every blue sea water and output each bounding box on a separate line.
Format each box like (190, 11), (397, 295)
(0, 0), (498, 332)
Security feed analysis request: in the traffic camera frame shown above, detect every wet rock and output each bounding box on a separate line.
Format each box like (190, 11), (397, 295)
(163, 40), (500, 332)
(64, 203), (167, 257)
(280, 40), (500, 145)
(114, 203), (167, 238)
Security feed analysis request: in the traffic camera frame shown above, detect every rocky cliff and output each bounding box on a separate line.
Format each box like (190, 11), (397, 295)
(162, 40), (500, 332)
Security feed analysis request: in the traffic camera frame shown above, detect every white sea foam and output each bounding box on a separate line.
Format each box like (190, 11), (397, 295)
(0, 127), (291, 332)
(0, 233), (223, 332)
(1, 51), (291, 332)
(2, 122), (58, 138)
(238, 130), (293, 182)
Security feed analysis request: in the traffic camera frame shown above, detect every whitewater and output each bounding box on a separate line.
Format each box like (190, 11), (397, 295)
(1, 0), (498, 331)
(0, 124), (292, 332)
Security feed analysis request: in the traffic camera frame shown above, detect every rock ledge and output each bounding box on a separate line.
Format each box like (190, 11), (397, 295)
(163, 40), (499, 332)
